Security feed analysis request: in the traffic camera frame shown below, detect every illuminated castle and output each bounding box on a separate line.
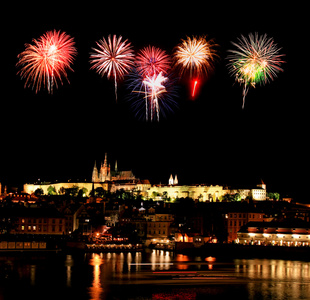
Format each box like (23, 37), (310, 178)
(92, 153), (135, 183)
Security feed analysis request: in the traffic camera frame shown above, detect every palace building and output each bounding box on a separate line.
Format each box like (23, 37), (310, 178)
(146, 176), (267, 202)
(23, 154), (268, 203)
(23, 153), (150, 196)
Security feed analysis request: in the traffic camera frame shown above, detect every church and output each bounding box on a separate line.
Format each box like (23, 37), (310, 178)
(23, 154), (150, 196)
(92, 153), (136, 183)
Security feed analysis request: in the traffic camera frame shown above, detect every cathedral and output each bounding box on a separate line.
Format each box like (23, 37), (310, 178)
(91, 153), (136, 183)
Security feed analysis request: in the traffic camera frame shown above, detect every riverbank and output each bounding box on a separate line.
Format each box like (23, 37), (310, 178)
(177, 243), (310, 260)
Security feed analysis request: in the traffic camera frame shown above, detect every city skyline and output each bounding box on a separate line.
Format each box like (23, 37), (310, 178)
(2, 3), (306, 201)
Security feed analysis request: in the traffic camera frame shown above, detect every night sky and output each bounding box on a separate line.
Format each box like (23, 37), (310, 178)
(2, 2), (307, 200)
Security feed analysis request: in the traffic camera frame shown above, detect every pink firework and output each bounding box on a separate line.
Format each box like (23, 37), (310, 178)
(135, 46), (171, 77)
(17, 30), (77, 94)
(90, 34), (135, 101)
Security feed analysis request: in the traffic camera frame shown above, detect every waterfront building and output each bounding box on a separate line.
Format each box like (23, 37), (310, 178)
(0, 207), (66, 235)
(225, 211), (265, 243)
(237, 219), (310, 246)
(146, 213), (174, 247)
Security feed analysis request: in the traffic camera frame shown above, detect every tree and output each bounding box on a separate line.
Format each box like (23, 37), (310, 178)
(95, 187), (105, 197)
(78, 187), (88, 197)
(47, 185), (57, 195)
(65, 185), (79, 198)
(234, 193), (242, 202)
(34, 188), (44, 196)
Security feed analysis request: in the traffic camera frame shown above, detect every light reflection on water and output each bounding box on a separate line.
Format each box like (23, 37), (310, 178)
(1, 251), (310, 299)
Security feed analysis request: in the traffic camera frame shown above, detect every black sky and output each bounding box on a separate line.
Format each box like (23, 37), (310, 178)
(2, 2), (307, 200)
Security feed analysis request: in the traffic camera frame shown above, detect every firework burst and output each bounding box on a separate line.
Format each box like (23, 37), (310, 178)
(17, 30), (77, 94)
(227, 33), (285, 109)
(127, 70), (178, 122)
(173, 35), (217, 97)
(90, 34), (135, 101)
(135, 46), (171, 77)
(174, 36), (217, 77)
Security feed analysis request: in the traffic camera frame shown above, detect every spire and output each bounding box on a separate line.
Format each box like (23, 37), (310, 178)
(169, 174), (174, 185)
(92, 161), (99, 182)
(115, 160), (118, 172)
(174, 175), (178, 185)
(104, 153), (108, 167)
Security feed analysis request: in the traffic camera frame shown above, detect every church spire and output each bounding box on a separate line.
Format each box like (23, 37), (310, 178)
(104, 153), (108, 167)
(92, 161), (99, 182)
(174, 174), (178, 185)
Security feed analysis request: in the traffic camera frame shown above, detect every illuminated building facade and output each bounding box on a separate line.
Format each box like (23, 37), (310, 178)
(237, 220), (310, 246)
(226, 212), (264, 243)
(23, 153), (151, 196)
(146, 213), (174, 247)
(0, 207), (66, 235)
(147, 178), (267, 202)
(147, 183), (228, 202)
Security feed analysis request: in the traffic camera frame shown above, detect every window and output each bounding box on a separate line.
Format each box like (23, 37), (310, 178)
(21, 225), (25, 231)
(33, 226), (36, 231)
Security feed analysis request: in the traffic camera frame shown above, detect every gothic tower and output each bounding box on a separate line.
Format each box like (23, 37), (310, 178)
(174, 175), (178, 185)
(99, 153), (111, 182)
(92, 161), (99, 182)
(169, 174), (174, 185)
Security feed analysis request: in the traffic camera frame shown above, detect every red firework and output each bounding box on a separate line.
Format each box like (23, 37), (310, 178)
(135, 46), (171, 77)
(17, 30), (77, 94)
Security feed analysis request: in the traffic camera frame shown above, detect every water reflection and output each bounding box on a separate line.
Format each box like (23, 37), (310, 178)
(89, 253), (104, 300)
(235, 259), (310, 300)
(150, 250), (171, 270)
(65, 254), (74, 287)
(1, 252), (310, 300)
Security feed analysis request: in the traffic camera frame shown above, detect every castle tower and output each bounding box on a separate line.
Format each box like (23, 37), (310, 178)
(174, 175), (178, 185)
(169, 174), (174, 185)
(92, 161), (99, 182)
(104, 153), (108, 168)
(99, 153), (111, 182)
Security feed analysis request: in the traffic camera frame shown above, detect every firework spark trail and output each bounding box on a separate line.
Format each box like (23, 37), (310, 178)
(143, 72), (168, 121)
(227, 33), (285, 109)
(90, 34), (135, 101)
(192, 80), (198, 98)
(17, 30), (77, 94)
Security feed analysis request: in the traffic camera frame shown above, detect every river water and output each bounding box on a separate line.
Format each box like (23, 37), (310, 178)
(1, 250), (310, 299)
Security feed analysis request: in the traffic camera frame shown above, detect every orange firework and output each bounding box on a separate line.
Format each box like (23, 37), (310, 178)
(17, 30), (77, 94)
(173, 36), (217, 78)
(173, 36), (217, 98)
